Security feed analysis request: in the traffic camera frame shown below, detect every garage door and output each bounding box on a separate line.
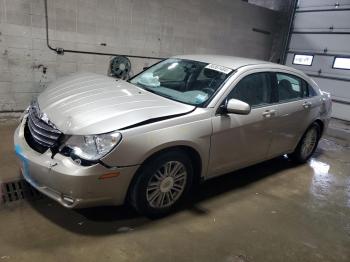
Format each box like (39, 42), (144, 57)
(285, 0), (350, 121)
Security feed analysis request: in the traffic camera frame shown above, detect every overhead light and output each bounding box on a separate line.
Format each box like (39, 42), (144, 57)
(293, 54), (313, 66)
(333, 57), (350, 70)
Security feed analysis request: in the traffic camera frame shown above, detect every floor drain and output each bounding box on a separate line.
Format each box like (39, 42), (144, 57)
(1, 179), (43, 204)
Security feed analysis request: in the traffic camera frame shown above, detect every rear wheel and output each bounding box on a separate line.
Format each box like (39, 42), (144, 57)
(288, 122), (321, 163)
(129, 150), (194, 218)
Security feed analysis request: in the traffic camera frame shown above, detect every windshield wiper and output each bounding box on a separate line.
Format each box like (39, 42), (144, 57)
(141, 86), (158, 94)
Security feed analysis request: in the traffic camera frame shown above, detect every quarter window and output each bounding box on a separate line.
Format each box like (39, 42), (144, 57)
(307, 84), (318, 97)
(276, 73), (303, 102)
(227, 72), (273, 107)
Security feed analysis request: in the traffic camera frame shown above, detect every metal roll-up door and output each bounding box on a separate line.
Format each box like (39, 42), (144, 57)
(285, 0), (350, 121)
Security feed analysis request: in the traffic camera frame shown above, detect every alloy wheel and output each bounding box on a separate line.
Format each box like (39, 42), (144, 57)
(146, 161), (187, 208)
(301, 127), (318, 159)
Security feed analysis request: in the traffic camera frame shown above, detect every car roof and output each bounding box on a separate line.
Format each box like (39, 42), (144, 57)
(173, 54), (275, 70)
(173, 54), (310, 80)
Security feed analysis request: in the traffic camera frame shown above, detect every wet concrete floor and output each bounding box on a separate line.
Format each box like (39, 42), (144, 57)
(0, 120), (349, 262)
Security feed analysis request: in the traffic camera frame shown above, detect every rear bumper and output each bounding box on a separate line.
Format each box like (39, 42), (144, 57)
(13, 117), (139, 208)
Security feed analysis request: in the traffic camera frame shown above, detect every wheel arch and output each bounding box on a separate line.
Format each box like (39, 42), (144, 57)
(288, 119), (323, 163)
(314, 119), (325, 136)
(125, 145), (203, 203)
(292, 118), (324, 153)
(139, 145), (202, 180)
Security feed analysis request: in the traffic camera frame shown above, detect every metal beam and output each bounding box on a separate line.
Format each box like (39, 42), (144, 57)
(292, 31), (350, 35)
(296, 8), (350, 13)
(287, 51), (350, 59)
(307, 74), (350, 82)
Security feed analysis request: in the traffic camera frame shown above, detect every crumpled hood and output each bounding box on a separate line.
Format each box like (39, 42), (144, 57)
(37, 73), (195, 135)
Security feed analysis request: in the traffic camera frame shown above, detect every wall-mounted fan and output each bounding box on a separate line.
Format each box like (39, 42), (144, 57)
(109, 56), (132, 80)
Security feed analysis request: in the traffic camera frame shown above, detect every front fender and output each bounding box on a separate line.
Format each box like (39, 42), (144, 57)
(101, 116), (212, 178)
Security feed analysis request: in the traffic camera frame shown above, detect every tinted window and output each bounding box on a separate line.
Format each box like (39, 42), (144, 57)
(276, 73), (303, 102)
(227, 72), (272, 107)
(307, 84), (318, 97)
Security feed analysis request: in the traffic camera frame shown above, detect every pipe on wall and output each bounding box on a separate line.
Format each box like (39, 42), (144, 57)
(44, 0), (165, 60)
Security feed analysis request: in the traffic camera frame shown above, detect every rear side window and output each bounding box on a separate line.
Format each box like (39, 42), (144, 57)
(228, 72), (273, 107)
(276, 73), (303, 102)
(306, 84), (318, 97)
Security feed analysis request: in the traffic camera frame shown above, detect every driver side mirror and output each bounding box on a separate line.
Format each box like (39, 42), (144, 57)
(224, 99), (251, 115)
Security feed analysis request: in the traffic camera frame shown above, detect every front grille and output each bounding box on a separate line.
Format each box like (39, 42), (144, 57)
(25, 103), (62, 153)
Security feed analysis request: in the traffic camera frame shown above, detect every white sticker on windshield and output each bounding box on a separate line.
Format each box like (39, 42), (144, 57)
(205, 64), (232, 74)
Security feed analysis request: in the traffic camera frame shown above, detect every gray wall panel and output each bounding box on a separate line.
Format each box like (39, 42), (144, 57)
(297, 0), (350, 10)
(332, 102), (350, 121)
(287, 0), (350, 121)
(310, 77), (350, 103)
(294, 11), (350, 31)
(289, 34), (350, 54)
(285, 53), (350, 79)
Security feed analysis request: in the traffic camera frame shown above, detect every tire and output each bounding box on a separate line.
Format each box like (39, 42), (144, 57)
(288, 122), (321, 164)
(129, 150), (194, 218)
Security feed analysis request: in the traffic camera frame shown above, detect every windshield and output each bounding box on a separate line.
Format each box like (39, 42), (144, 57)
(129, 58), (233, 106)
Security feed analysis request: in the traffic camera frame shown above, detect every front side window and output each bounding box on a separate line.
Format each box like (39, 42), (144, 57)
(227, 72), (273, 107)
(276, 73), (304, 102)
(130, 59), (233, 106)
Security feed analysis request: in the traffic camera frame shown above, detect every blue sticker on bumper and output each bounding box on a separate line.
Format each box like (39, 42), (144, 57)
(15, 144), (30, 178)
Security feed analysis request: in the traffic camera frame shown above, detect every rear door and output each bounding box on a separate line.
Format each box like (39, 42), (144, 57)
(267, 72), (320, 158)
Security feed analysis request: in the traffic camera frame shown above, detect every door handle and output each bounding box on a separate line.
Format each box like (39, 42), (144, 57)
(302, 101), (312, 109)
(262, 109), (276, 118)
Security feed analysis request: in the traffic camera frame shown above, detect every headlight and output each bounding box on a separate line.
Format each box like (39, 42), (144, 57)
(65, 132), (122, 161)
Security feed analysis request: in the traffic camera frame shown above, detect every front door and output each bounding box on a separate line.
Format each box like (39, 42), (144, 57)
(208, 72), (278, 178)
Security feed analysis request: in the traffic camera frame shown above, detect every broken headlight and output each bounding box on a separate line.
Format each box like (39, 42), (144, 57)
(65, 132), (122, 161)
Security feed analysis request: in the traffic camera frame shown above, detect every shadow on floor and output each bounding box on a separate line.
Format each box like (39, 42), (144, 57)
(26, 155), (302, 236)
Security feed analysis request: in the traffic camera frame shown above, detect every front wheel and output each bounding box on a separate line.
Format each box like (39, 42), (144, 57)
(288, 122), (321, 163)
(129, 150), (194, 218)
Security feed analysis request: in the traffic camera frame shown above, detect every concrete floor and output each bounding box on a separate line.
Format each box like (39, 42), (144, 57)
(0, 119), (349, 262)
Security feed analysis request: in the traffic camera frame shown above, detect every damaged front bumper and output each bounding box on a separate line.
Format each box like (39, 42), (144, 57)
(13, 118), (139, 208)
